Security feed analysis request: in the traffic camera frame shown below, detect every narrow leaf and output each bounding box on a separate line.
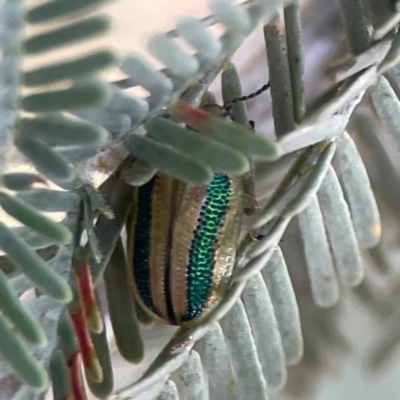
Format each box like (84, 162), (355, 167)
(58, 312), (79, 361)
(74, 247), (102, 333)
(133, 295), (154, 325)
(221, 61), (248, 125)
(15, 134), (75, 182)
(241, 273), (287, 390)
(69, 352), (88, 400)
(86, 293), (113, 399)
(107, 87), (149, 119)
(27, 0), (108, 24)
(209, 0), (252, 35)
(173, 100), (279, 159)
(156, 380), (179, 400)
(0, 222), (72, 302)
(121, 157), (156, 187)
(318, 166), (363, 286)
(73, 107), (132, 134)
(124, 133), (213, 184)
(24, 16), (111, 54)
(0, 314), (48, 389)
(20, 115), (108, 147)
(104, 239), (144, 363)
(120, 53), (172, 109)
(145, 117), (250, 174)
(284, 1), (305, 122)
(262, 247), (303, 365)
(69, 303), (102, 382)
(50, 349), (72, 400)
(0, 270), (46, 345)
(264, 14), (296, 136)
(337, 0), (369, 55)
(16, 189), (79, 212)
(22, 81), (112, 112)
(335, 131), (381, 248)
(178, 351), (207, 400)
(199, 324), (236, 400)
(2, 173), (46, 191)
(176, 17), (221, 59)
(370, 76), (400, 158)
(220, 300), (268, 399)
(147, 33), (199, 78)
(0, 192), (72, 244)
(298, 196), (339, 308)
(23, 50), (118, 86)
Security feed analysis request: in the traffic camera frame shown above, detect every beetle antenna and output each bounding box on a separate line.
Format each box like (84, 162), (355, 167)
(223, 82), (270, 111)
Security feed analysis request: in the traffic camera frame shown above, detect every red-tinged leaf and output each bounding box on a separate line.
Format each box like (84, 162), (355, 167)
(68, 352), (88, 400)
(69, 305), (102, 382)
(74, 248), (102, 333)
(172, 99), (214, 133)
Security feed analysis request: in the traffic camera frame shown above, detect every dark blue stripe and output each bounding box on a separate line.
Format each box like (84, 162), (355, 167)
(132, 178), (158, 315)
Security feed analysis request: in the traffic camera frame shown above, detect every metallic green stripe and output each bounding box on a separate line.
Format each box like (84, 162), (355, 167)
(184, 173), (232, 321)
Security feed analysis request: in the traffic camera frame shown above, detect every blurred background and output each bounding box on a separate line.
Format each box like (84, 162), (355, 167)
(21, 0), (400, 398)
(94, 1), (400, 399)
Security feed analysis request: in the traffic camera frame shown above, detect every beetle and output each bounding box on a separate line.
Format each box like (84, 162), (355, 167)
(126, 84), (270, 326)
(127, 171), (244, 326)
